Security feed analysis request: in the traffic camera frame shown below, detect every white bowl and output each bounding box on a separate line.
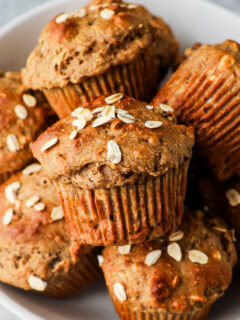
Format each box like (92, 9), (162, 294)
(0, 0), (240, 319)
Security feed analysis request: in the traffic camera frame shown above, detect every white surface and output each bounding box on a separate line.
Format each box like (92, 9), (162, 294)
(0, 0), (240, 319)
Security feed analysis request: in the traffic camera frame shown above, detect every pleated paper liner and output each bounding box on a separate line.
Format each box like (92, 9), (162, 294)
(39, 250), (100, 298)
(112, 300), (211, 320)
(152, 52), (240, 181)
(44, 54), (160, 119)
(55, 160), (189, 246)
(0, 172), (12, 184)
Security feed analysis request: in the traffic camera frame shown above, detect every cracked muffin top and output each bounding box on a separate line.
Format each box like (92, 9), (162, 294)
(102, 209), (237, 314)
(31, 94), (194, 189)
(0, 71), (50, 174)
(22, 0), (178, 90)
(0, 166), (90, 293)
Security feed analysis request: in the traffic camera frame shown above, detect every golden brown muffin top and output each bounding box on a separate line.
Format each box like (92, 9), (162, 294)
(102, 209), (237, 314)
(0, 166), (90, 291)
(22, 0), (178, 90)
(32, 95), (194, 189)
(0, 71), (50, 174)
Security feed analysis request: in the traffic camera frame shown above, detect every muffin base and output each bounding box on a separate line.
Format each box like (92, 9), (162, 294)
(55, 160), (189, 246)
(35, 250), (100, 298)
(0, 172), (12, 184)
(112, 302), (210, 320)
(44, 54), (160, 118)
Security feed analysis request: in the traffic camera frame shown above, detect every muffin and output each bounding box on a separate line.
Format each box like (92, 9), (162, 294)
(101, 209), (237, 320)
(197, 173), (240, 250)
(32, 94), (194, 246)
(151, 40), (240, 181)
(0, 71), (50, 183)
(0, 166), (100, 298)
(22, 0), (178, 119)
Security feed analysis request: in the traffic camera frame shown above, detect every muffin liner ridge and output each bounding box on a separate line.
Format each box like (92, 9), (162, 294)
(55, 160), (189, 246)
(44, 53), (160, 119)
(38, 249), (100, 298)
(112, 300), (210, 320)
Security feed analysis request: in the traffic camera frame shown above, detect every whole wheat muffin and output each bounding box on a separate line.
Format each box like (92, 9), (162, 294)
(0, 166), (100, 298)
(32, 94), (194, 246)
(0, 71), (51, 183)
(197, 172), (240, 252)
(152, 40), (240, 181)
(22, 0), (178, 118)
(102, 209), (237, 320)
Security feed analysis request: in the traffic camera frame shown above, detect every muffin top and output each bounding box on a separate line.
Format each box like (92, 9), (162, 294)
(32, 94), (194, 189)
(0, 71), (50, 174)
(102, 209), (237, 314)
(0, 166), (89, 292)
(22, 0), (178, 90)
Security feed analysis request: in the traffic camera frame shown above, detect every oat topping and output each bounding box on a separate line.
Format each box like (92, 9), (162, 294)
(92, 116), (112, 127)
(2, 208), (14, 226)
(167, 242), (182, 262)
(145, 250), (162, 266)
(72, 8), (87, 18)
(22, 93), (37, 107)
(146, 105), (154, 110)
(101, 105), (116, 118)
(117, 112), (135, 124)
(69, 130), (78, 140)
(55, 12), (69, 24)
(97, 255), (104, 267)
(7, 134), (20, 152)
(113, 282), (127, 302)
(100, 9), (115, 20)
(105, 93), (123, 104)
(213, 226), (227, 233)
(107, 140), (122, 164)
(188, 250), (208, 264)
(128, 4), (138, 9)
(26, 195), (40, 208)
(34, 202), (45, 212)
(51, 206), (64, 221)
(118, 245), (131, 255)
(169, 230), (184, 242)
(23, 163), (42, 175)
(73, 118), (87, 130)
(225, 189), (240, 207)
(145, 121), (163, 129)
(28, 275), (47, 291)
(15, 104), (28, 119)
(41, 138), (58, 152)
(92, 106), (105, 114)
(5, 182), (20, 203)
(160, 104), (174, 113)
(231, 229), (237, 242)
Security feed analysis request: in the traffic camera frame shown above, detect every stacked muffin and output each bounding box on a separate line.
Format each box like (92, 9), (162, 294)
(0, 0), (238, 318)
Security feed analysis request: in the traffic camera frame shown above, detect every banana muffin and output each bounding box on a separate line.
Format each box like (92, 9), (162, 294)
(102, 209), (237, 320)
(152, 40), (240, 181)
(32, 94), (194, 246)
(0, 71), (50, 183)
(0, 166), (100, 298)
(197, 173), (240, 251)
(22, 0), (178, 118)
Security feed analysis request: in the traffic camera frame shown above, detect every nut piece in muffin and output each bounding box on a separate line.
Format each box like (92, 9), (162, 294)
(22, 0), (178, 118)
(32, 94), (194, 246)
(0, 71), (51, 183)
(152, 40), (240, 181)
(102, 209), (237, 320)
(0, 166), (100, 298)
